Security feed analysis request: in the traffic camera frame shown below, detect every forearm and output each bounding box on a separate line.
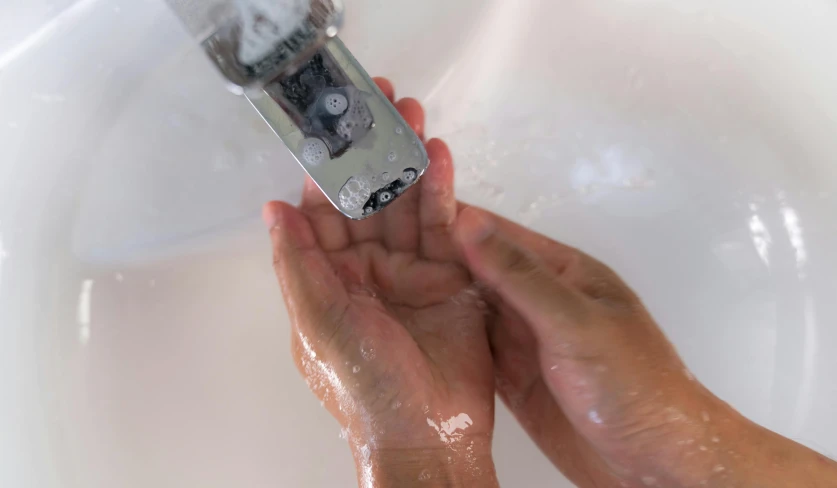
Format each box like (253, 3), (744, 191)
(352, 442), (499, 488)
(715, 419), (837, 488)
(666, 407), (837, 488)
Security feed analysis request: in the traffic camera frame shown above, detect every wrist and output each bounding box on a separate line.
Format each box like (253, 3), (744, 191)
(351, 438), (498, 488)
(715, 417), (837, 488)
(663, 403), (837, 488)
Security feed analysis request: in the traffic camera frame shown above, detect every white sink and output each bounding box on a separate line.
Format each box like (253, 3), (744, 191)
(2, 0), (837, 486)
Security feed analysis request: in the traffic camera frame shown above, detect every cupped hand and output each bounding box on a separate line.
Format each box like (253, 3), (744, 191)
(453, 207), (836, 488)
(263, 79), (498, 487)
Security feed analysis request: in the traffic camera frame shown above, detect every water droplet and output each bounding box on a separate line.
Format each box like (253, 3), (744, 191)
(114, 273), (124, 282)
(388, 151), (398, 162)
(352, 365), (361, 374)
(418, 469), (432, 481)
(395, 126), (404, 135)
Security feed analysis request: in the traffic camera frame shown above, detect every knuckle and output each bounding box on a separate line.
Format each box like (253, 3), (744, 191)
(498, 245), (540, 277)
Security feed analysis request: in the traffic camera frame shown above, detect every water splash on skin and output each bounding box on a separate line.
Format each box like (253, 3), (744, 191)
(360, 338), (376, 361)
(426, 413), (474, 444)
(297, 333), (358, 417)
(357, 444), (374, 488)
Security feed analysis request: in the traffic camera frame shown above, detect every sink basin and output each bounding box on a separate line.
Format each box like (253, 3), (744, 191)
(2, 0), (836, 486)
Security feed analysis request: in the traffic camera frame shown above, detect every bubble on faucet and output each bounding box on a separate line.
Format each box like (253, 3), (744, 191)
(378, 191), (393, 204)
(300, 138), (329, 166)
(336, 119), (356, 141)
(339, 176), (372, 211)
(323, 93), (349, 115)
(402, 168), (417, 183)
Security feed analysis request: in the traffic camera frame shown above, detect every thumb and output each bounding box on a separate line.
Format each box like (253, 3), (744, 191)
(262, 201), (350, 342)
(454, 207), (589, 350)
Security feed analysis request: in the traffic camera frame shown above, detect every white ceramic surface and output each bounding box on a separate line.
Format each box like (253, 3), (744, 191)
(2, 0), (836, 486)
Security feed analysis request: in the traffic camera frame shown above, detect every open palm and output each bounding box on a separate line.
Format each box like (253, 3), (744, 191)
(263, 80), (495, 457)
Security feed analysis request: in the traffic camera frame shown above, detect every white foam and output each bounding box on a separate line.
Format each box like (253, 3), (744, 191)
(338, 176), (371, 211)
(323, 93), (348, 115)
(300, 138), (329, 166)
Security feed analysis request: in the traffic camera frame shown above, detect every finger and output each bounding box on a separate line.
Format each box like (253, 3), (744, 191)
(456, 202), (577, 273)
(373, 77), (395, 103)
(454, 207), (589, 348)
(300, 176), (351, 252)
(394, 98), (425, 140)
(381, 99), (427, 252)
(456, 204), (634, 305)
(420, 139), (458, 261)
(263, 201), (351, 343)
(382, 185), (420, 252)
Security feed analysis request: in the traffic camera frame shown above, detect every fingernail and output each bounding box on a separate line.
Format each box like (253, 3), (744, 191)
(459, 208), (495, 244)
(262, 201), (284, 229)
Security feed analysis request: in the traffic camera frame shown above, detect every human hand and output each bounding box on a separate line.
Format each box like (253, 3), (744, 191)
(453, 206), (837, 487)
(263, 79), (498, 487)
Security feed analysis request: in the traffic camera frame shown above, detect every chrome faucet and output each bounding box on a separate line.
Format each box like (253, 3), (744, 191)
(165, 0), (429, 219)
